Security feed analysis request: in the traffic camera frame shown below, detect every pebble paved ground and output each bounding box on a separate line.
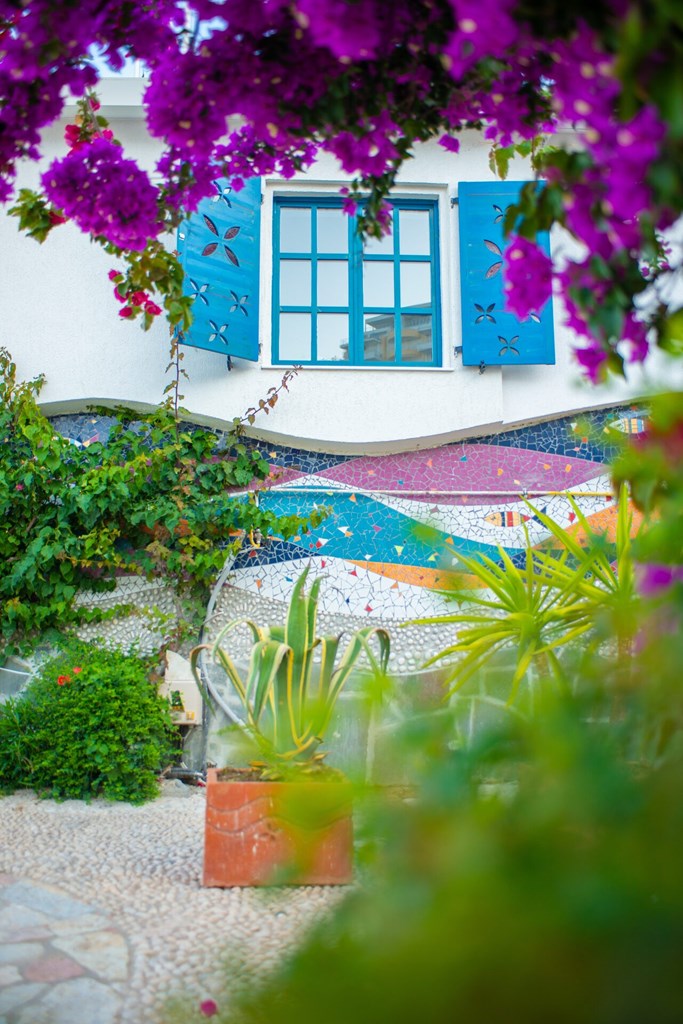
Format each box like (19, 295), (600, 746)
(0, 785), (344, 1024)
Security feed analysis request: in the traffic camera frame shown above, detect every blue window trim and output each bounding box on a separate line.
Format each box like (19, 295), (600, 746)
(272, 197), (442, 367)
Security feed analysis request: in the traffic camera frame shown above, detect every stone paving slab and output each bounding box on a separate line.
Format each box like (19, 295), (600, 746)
(0, 875), (127, 1024)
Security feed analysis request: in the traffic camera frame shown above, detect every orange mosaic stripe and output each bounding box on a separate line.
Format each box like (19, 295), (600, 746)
(347, 560), (483, 591)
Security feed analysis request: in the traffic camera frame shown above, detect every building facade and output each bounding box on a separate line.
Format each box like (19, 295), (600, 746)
(0, 78), (658, 665)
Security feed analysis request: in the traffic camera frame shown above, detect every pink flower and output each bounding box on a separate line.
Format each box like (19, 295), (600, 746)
(119, 307), (133, 318)
(15, 483), (24, 491)
(130, 290), (148, 306)
(108, 269), (121, 282)
(64, 124), (81, 147)
(503, 236), (552, 320)
(637, 564), (683, 597)
(72, 666), (82, 674)
(574, 343), (608, 383)
(199, 999), (218, 1017)
(144, 301), (162, 316)
(439, 134), (460, 153)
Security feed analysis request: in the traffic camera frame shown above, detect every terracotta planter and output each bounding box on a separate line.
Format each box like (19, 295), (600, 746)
(203, 769), (353, 887)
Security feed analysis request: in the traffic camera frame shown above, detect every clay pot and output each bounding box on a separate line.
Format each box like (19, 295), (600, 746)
(203, 769), (353, 887)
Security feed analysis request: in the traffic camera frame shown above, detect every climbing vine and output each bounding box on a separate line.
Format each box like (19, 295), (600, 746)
(0, 348), (323, 654)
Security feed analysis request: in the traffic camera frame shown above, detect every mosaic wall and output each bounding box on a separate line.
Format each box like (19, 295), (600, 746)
(52, 403), (644, 672)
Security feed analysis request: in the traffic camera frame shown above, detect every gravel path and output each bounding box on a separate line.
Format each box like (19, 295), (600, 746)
(0, 787), (345, 1023)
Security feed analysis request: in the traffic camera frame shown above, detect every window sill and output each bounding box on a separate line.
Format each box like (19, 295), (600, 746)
(261, 362), (457, 372)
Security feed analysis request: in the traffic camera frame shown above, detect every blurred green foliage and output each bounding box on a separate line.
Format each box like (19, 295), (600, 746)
(166, 678), (683, 1024)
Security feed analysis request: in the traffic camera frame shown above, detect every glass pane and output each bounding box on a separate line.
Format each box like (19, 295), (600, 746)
(318, 261), (348, 306)
(399, 210), (430, 255)
(400, 262), (431, 308)
(279, 260), (311, 306)
(279, 313), (311, 361)
(401, 313), (432, 362)
(363, 261), (394, 307)
(363, 213), (394, 255)
(317, 313), (350, 361)
(363, 313), (395, 362)
(317, 208), (348, 253)
(280, 207), (311, 252)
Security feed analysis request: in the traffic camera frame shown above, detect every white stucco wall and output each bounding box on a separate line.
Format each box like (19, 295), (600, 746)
(0, 80), (668, 453)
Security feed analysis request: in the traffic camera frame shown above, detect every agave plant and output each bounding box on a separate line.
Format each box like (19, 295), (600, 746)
(411, 485), (639, 702)
(191, 568), (390, 771)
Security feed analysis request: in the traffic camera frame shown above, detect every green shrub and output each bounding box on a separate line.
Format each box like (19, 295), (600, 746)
(0, 643), (176, 802)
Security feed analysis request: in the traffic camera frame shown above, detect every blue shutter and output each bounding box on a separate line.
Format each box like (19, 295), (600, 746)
(458, 181), (555, 367)
(177, 176), (261, 361)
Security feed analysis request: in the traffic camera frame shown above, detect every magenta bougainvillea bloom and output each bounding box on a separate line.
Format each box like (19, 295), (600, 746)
(41, 138), (159, 251)
(503, 237), (553, 321)
(199, 999), (218, 1017)
(637, 564), (683, 597)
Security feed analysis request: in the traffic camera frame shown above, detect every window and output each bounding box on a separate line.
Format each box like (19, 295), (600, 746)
(272, 198), (441, 366)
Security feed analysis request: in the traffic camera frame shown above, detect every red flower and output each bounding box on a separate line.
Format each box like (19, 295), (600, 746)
(57, 675), (71, 686)
(48, 210), (67, 225)
(64, 123), (81, 147)
(72, 666), (82, 674)
(199, 1000), (218, 1017)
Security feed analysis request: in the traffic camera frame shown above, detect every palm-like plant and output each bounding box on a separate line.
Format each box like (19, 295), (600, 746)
(412, 486), (639, 701)
(191, 568), (390, 772)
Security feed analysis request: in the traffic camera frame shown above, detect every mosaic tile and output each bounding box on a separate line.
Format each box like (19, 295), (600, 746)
(49, 403), (642, 658)
(311, 445), (606, 497)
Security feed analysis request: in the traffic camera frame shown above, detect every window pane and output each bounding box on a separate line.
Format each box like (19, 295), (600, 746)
(363, 214), (394, 255)
(363, 261), (394, 307)
(400, 262), (431, 308)
(279, 313), (311, 360)
(400, 210), (430, 255)
(318, 261), (348, 306)
(280, 207), (311, 252)
(280, 260), (311, 306)
(317, 208), (348, 253)
(317, 313), (350, 361)
(401, 313), (432, 362)
(363, 313), (395, 362)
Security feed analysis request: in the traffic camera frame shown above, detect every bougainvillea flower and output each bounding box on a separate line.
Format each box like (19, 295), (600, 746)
(199, 999), (218, 1017)
(57, 675), (70, 685)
